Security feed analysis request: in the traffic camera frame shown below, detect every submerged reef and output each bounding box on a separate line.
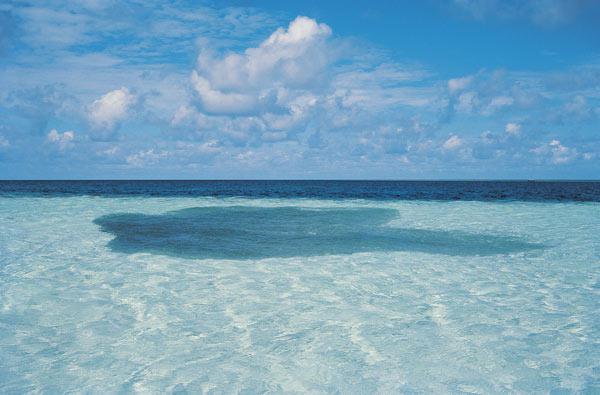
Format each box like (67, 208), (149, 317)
(94, 206), (543, 259)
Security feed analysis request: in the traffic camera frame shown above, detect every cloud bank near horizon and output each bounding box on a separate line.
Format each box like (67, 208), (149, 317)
(0, 1), (598, 178)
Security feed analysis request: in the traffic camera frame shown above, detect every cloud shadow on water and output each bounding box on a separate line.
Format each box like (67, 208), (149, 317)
(94, 207), (543, 259)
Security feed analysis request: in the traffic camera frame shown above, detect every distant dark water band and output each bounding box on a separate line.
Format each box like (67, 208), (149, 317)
(1, 180), (600, 201)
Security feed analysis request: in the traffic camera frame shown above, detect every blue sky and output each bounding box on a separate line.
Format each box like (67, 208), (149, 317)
(0, 0), (599, 179)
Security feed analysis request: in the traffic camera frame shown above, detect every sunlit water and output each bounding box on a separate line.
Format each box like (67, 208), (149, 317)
(1, 194), (599, 393)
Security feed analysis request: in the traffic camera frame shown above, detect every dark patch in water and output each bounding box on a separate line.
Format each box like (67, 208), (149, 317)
(94, 207), (543, 259)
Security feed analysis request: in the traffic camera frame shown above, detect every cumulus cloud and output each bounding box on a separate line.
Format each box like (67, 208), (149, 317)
(446, 70), (542, 118)
(191, 72), (258, 114)
(456, 91), (478, 113)
(448, 76), (472, 93)
(180, 15), (434, 151)
(89, 87), (136, 131)
(505, 122), (521, 135)
(483, 95), (514, 114)
(178, 15), (438, 154)
(126, 149), (168, 167)
(2, 1), (598, 177)
(47, 128), (75, 150)
(531, 139), (578, 164)
(443, 135), (463, 150)
(125, 140), (223, 168)
(192, 16), (332, 115)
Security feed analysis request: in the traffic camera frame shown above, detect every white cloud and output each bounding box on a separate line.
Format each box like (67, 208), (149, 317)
(531, 139), (578, 164)
(446, 70), (548, 118)
(3, 0), (599, 178)
(443, 135), (462, 150)
(89, 87), (136, 130)
(0, 135), (9, 148)
(47, 128), (75, 150)
(448, 76), (472, 93)
(126, 149), (168, 167)
(456, 91), (478, 113)
(98, 146), (118, 157)
(18, 6), (92, 49)
(172, 15), (436, 152)
(490, 96), (515, 107)
(171, 105), (195, 126)
(505, 122), (521, 135)
(195, 140), (222, 155)
(192, 16), (332, 115)
(485, 95), (514, 113)
(583, 152), (595, 160)
(333, 70), (434, 109)
(328, 63), (434, 118)
(191, 72), (258, 114)
(562, 95), (596, 120)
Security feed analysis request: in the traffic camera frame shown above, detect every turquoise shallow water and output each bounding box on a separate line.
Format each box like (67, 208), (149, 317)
(0, 196), (599, 393)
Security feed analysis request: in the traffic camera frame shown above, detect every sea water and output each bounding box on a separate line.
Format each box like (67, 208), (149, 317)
(0, 181), (599, 393)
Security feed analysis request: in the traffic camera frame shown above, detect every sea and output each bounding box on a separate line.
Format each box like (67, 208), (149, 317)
(0, 180), (599, 393)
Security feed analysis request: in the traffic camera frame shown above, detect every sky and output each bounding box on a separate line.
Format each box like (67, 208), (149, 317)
(0, 0), (599, 179)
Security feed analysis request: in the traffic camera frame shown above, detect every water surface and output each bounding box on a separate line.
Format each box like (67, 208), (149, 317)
(0, 181), (598, 393)
(2, 180), (599, 201)
(95, 206), (543, 259)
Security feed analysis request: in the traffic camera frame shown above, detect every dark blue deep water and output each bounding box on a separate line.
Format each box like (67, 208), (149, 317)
(1, 180), (599, 201)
